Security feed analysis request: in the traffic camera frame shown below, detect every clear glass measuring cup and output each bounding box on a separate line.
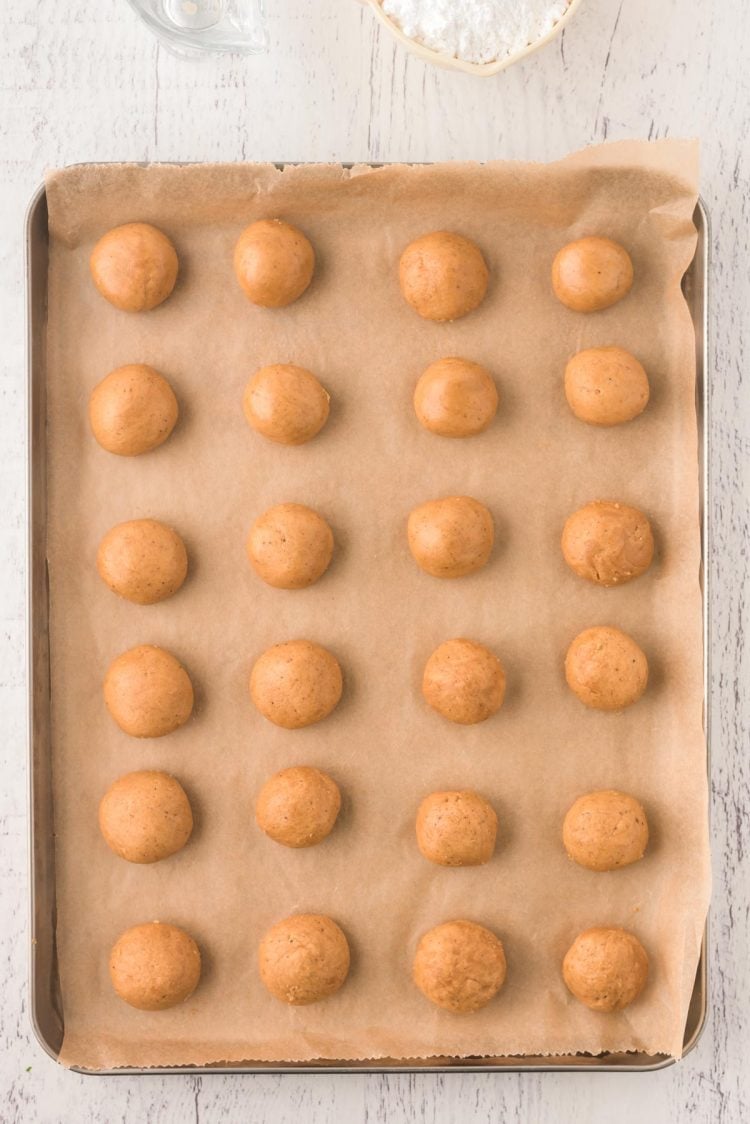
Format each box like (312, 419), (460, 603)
(126, 0), (267, 56)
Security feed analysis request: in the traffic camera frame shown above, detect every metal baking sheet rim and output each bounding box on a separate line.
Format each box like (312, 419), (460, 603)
(25, 176), (711, 1075)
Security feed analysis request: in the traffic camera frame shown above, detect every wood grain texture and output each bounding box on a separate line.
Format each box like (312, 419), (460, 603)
(0, 0), (748, 1119)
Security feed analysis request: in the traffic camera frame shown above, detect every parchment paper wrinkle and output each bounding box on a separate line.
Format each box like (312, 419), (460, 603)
(44, 141), (708, 1069)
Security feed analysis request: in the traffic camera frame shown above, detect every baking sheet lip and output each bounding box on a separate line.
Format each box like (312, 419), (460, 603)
(25, 181), (62, 1072)
(686, 193), (711, 1067)
(26, 176), (710, 1076)
(26, 184), (68, 1079)
(68, 1057), (676, 1077)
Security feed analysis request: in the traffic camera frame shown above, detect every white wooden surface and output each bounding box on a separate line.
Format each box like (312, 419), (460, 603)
(1, 0), (748, 1120)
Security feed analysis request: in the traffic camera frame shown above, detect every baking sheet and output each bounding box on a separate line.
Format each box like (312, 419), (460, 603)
(43, 141), (709, 1069)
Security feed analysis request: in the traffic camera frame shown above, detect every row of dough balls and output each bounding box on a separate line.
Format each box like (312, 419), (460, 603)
(100, 768), (649, 873)
(94, 497), (655, 602)
(87, 347), (650, 459)
(89, 219), (635, 320)
(101, 627), (650, 742)
(109, 916), (650, 1017)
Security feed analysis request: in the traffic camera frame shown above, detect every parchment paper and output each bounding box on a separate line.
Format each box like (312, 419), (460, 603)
(44, 141), (709, 1068)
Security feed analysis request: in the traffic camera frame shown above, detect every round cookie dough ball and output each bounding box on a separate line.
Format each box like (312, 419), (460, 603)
(422, 639), (506, 725)
(561, 501), (655, 587)
(552, 236), (633, 313)
(247, 503), (334, 590)
(90, 223), (178, 312)
(243, 364), (330, 445)
(413, 920), (506, 1013)
(250, 640), (342, 729)
(99, 770), (193, 864)
(258, 914), (350, 1005)
(565, 346), (650, 426)
(565, 626), (648, 711)
(97, 518), (188, 605)
(562, 927), (649, 1012)
(104, 644), (194, 738)
(256, 766), (341, 848)
(109, 922), (201, 1011)
(89, 364), (179, 456)
(563, 790), (649, 872)
(416, 791), (497, 866)
(399, 232), (489, 322)
(234, 219), (315, 308)
(407, 496), (494, 579)
(414, 358), (498, 438)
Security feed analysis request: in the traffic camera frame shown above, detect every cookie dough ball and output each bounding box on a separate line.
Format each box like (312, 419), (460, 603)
(247, 504), (334, 590)
(243, 364), (330, 445)
(562, 927), (649, 1012)
(413, 920), (506, 1013)
(416, 791), (497, 866)
(563, 790), (649, 872)
(258, 914), (350, 1005)
(104, 644), (194, 738)
(565, 347), (650, 426)
(89, 364), (179, 456)
(99, 770), (193, 864)
(561, 501), (654, 587)
(408, 496), (494, 579)
(399, 232), (489, 322)
(256, 766), (341, 848)
(414, 358), (498, 438)
(423, 639), (506, 725)
(565, 626), (648, 711)
(250, 640), (342, 729)
(109, 922), (201, 1011)
(234, 219), (315, 308)
(97, 519), (188, 605)
(90, 223), (178, 312)
(552, 236), (633, 313)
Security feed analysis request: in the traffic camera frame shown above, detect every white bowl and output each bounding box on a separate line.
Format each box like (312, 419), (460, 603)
(360, 0), (585, 76)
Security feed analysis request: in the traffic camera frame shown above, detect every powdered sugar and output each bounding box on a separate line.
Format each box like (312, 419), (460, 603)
(380, 0), (570, 65)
